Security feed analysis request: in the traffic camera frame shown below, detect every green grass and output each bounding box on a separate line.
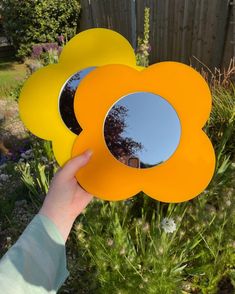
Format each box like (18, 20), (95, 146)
(0, 58), (27, 99)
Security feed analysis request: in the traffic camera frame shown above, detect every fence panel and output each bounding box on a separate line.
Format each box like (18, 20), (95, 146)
(78, 0), (234, 70)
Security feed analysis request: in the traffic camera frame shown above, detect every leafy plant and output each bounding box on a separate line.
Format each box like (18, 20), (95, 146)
(68, 199), (188, 293)
(15, 137), (58, 208)
(136, 7), (151, 67)
(0, 0), (81, 59)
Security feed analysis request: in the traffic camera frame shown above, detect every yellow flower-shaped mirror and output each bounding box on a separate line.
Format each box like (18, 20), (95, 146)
(19, 28), (216, 203)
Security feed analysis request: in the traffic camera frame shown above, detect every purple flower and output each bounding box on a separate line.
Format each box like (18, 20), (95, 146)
(43, 42), (59, 52)
(57, 35), (64, 44)
(31, 44), (43, 59)
(31, 42), (61, 61)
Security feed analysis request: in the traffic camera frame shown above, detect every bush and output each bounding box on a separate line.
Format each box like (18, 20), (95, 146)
(0, 0), (81, 59)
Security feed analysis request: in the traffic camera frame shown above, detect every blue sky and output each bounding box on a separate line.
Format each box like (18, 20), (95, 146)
(113, 92), (181, 165)
(68, 67), (95, 91)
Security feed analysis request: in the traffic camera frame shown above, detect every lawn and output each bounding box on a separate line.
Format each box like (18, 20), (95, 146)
(0, 58), (27, 99)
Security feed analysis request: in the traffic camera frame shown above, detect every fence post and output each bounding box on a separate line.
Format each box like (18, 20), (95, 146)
(230, 1), (235, 57)
(131, 0), (137, 49)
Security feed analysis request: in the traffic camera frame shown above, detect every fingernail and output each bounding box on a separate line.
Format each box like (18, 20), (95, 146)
(84, 149), (93, 158)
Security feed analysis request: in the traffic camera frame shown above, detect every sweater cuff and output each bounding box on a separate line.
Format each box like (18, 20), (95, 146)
(36, 213), (66, 246)
(23, 213), (70, 290)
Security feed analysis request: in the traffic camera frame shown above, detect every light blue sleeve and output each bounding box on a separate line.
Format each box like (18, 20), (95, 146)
(0, 213), (69, 293)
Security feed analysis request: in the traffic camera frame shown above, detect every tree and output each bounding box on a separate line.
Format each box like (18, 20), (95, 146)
(59, 71), (82, 135)
(104, 105), (143, 161)
(0, 0), (81, 59)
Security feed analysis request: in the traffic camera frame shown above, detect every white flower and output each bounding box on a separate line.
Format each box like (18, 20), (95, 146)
(41, 156), (48, 163)
(158, 246), (164, 254)
(74, 223), (83, 231)
(106, 238), (114, 246)
(21, 153), (27, 159)
(225, 200), (231, 207)
(142, 222), (150, 232)
(136, 218), (143, 226)
(24, 149), (32, 155)
(21, 149), (33, 160)
(114, 264), (119, 270)
(0, 164), (7, 170)
(161, 217), (176, 233)
(0, 174), (9, 182)
(119, 248), (125, 255)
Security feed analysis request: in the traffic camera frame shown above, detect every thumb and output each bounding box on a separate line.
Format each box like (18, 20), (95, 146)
(60, 149), (93, 180)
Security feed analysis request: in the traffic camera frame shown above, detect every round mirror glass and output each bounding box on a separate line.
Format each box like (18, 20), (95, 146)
(59, 67), (96, 134)
(104, 92), (181, 168)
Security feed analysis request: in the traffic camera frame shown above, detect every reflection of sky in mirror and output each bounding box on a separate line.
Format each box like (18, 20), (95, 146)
(115, 92), (181, 165)
(69, 67), (95, 91)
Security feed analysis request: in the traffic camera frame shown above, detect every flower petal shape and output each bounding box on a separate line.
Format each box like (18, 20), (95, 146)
(19, 28), (137, 165)
(18, 28), (215, 203)
(72, 62), (216, 202)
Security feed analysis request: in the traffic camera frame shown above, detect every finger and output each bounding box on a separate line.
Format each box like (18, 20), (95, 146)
(60, 149), (93, 180)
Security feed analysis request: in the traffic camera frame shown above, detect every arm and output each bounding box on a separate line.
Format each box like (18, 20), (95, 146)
(0, 150), (93, 293)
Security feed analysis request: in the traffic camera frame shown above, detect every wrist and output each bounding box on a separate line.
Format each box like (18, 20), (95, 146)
(39, 205), (76, 242)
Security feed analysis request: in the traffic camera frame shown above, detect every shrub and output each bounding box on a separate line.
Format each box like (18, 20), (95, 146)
(0, 0), (81, 59)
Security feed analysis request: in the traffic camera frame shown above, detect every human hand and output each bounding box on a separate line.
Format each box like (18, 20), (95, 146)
(39, 149), (93, 242)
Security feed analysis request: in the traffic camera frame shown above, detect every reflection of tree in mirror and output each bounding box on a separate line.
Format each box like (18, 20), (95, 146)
(104, 105), (143, 166)
(59, 72), (82, 135)
(140, 161), (163, 168)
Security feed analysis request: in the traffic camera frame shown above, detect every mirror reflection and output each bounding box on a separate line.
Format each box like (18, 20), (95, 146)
(59, 67), (96, 134)
(104, 92), (181, 168)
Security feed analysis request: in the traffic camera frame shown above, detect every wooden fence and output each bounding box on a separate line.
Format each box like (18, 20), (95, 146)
(78, 0), (235, 70)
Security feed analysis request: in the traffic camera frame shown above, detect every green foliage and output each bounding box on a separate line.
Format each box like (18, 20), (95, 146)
(136, 7), (151, 67)
(72, 200), (187, 293)
(206, 86), (235, 163)
(14, 137), (58, 208)
(62, 162), (234, 293)
(0, 0), (81, 59)
(40, 49), (59, 65)
(9, 79), (26, 101)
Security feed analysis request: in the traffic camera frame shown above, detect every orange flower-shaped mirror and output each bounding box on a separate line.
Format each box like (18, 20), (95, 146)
(18, 28), (216, 203)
